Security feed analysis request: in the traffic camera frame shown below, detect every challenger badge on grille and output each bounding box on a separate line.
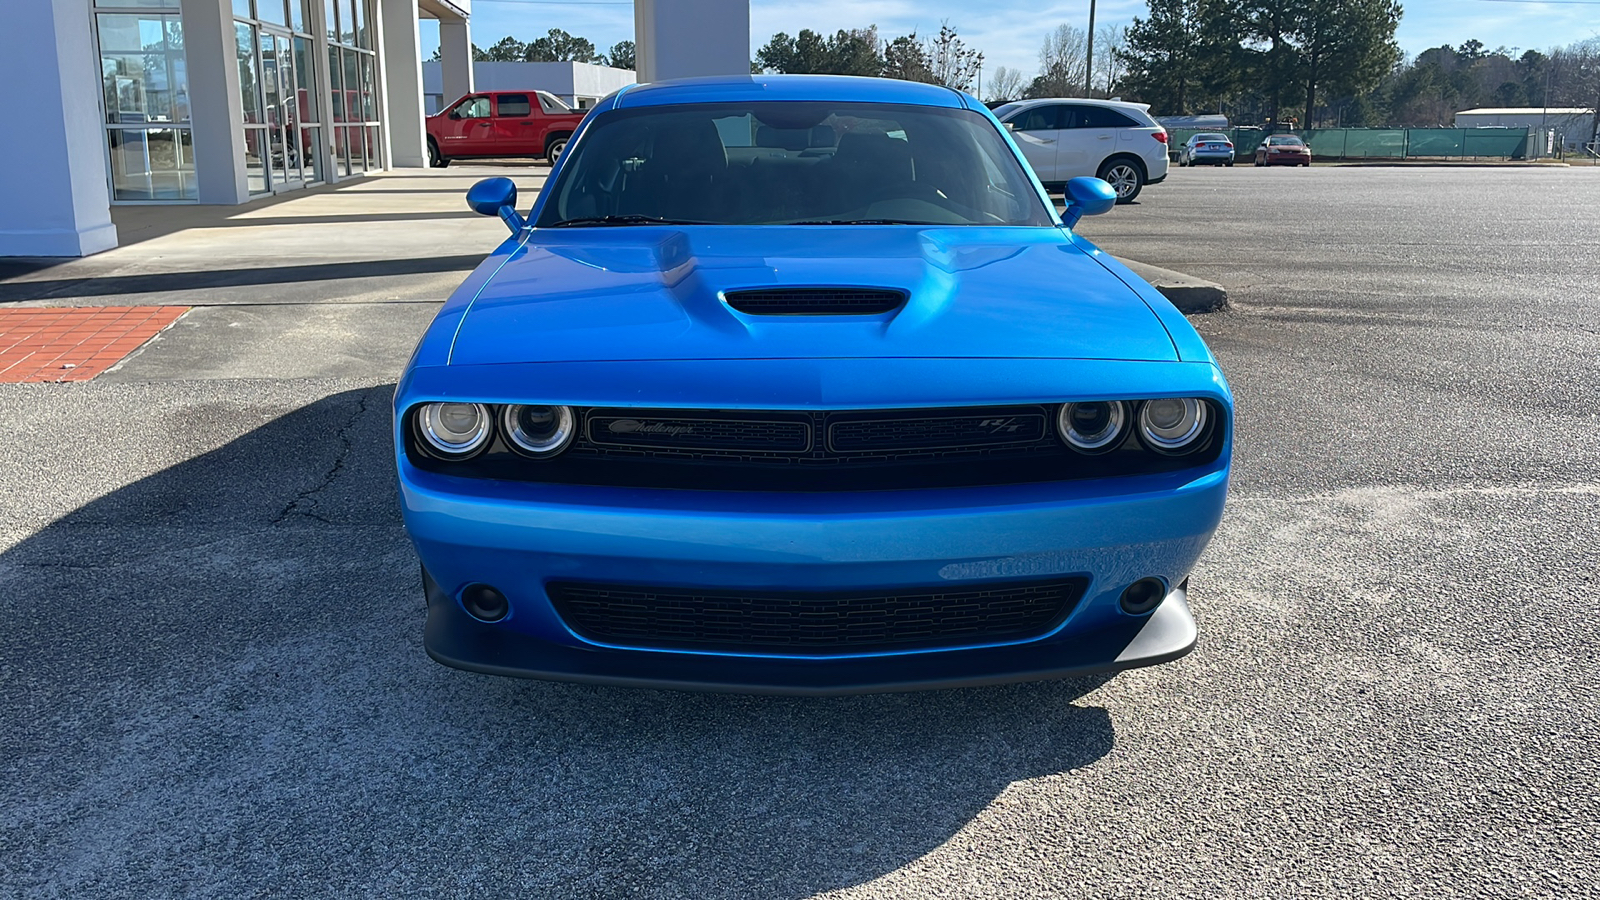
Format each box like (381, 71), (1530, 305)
(586, 412), (811, 452)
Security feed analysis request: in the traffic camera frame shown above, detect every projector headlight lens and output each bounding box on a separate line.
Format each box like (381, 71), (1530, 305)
(1058, 401), (1128, 452)
(1139, 398), (1208, 452)
(502, 404), (575, 457)
(418, 402), (492, 457)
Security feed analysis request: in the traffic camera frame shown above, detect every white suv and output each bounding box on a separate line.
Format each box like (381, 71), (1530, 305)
(992, 98), (1170, 203)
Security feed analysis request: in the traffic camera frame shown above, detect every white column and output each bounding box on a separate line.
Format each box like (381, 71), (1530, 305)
(634, 0), (749, 83)
(438, 16), (473, 102)
(0, 0), (117, 256)
(182, 0), (249, 203)
(377, 0), (426, 166)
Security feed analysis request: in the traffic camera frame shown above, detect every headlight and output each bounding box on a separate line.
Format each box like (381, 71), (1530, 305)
(1138, 398), (1208, 452)
(1057, 401), (1127, 452)
(416, 402), (491, 457)
(502, 404), (575, 456)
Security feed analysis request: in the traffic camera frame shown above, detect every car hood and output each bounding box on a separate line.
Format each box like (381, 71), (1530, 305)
(448, 226), (1176, 365)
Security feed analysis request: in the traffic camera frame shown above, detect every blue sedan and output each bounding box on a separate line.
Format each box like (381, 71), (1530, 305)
(395, 75), (1232, 694)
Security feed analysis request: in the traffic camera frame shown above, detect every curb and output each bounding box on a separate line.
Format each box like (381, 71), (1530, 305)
(1118, 258), (1229, 313)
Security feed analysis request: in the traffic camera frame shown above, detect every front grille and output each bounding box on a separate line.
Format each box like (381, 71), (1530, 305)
(547, 578), (1087, 655)
(587, 413), (811, 452)
(723, 288), (905, 315)
(404, 402), (1227, 491)
(828, 411), (1048, 452)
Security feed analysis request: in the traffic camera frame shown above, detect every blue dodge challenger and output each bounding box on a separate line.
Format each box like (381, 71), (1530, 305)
(395, 75), (1232, 694)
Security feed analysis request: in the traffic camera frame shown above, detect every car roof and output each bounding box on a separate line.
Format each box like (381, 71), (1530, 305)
(1001, 97), (1153, 112)
(613, 74), (970, 110)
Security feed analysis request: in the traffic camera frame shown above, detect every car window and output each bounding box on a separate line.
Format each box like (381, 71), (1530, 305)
(1070, 106), (1139, 128)
(496, 94), (531, 117)
(538, 101), (1056, 228)
(537, 91), (572, 115)
(1196, 133), (1228, 141)
(453, 96), (490, 119)
(1011, 105), (1063, 132)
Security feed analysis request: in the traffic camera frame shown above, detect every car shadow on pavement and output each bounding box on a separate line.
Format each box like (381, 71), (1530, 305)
(0, 387), (1116, 898)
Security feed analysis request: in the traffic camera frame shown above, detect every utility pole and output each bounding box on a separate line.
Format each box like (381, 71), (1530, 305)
(1085, 0), (1097, 96)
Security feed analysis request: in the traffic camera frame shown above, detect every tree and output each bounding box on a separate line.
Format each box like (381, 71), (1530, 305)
(1094, 24), (1129, 96)
(1118, 0), (1202, 113)
(523, 28), (603, 64)
(986, 65), (1025, 102)
(481, 36), (527, 62)
(756, 28), (882, 76)
(927, 23), (983, 90)
(607, 40), (635, 70)
(1292, 0), (1401, 127)
(1030, 24), (1088, 98)
(881, 32), (933, 82)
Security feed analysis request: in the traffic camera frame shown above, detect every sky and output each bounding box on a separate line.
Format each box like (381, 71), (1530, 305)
(421, 0), (1600, 85)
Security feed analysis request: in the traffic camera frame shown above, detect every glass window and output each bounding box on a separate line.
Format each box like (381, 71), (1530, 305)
(367, 125), (380, 170)
(453, 96), (490, 119)
(358, 54), (375, 121)
(1011, 106), (1062, 132)
(108, 128), (195, 200)
(289, 0), (306, 33)
(340, 0), (356, 43)
(537, 102), (1056, 228)
(354, 0), (368, 49)
(537, 92), (572, 114)
(235, 23), (259, 124)
(243, 128), (268, 193)
(348, 126), (365, 173)
(301, 125), (324, 182)
(293, 36), (317, 123)
(259, 31), (280, 127)
(97, 0), (181, 7)
(323, 0), (338, 43)
(257, 0), (287, 26)
(1072, 106), (1137, 128)
(328, 45), (344, 121)
(231, 0), (252, 17)
(343, 50), (360, 120)
(496, 94), (531, 117)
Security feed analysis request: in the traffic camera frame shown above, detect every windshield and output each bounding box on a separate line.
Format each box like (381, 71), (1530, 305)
(535, 101), (1055, 227)
(1272, 135), (1305, 145)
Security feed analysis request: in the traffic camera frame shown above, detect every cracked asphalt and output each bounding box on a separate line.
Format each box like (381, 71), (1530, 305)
(2, 165), (1598, 898)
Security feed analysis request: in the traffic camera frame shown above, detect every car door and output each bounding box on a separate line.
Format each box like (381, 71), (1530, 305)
(439, 95), (494, 155)
(491, 93), (539, 156)
(1006, 104), (1066, 182)
(1060, 105), (1124, 177)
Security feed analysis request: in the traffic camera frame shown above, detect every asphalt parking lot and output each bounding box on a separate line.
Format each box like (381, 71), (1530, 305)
(3, 165), (1598, 898)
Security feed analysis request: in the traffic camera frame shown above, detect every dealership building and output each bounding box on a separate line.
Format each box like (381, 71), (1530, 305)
(3, 0), (748, 258)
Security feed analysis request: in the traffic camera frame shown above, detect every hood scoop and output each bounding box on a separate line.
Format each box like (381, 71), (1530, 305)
(722, 287), (906, 316)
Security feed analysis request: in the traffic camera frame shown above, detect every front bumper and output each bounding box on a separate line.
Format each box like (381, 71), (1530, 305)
(402, 466), (1227, 693)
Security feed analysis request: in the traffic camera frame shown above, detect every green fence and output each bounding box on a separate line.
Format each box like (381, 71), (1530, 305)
(1166, 127), (1531, 160)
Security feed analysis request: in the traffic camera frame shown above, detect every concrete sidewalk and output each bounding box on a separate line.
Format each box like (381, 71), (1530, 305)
(0, 161), (545, 308)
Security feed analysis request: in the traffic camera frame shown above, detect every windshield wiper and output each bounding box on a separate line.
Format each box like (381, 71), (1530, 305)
(787, 218), (948, 226)
(546, 215), (713, 227)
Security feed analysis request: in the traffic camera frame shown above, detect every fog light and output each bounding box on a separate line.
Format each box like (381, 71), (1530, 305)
(461, 584), (509, 622)
(1120, 578), (1167, 615)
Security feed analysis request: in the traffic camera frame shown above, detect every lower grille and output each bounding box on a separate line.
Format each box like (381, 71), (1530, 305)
(547, 578), (1086, 655)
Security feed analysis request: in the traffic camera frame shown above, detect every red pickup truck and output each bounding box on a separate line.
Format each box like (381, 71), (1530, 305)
(426, 90), (586, 167)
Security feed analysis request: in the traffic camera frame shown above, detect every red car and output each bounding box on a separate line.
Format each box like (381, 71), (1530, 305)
(1254, 134), (1312, 167)
(427, 91), (586, 168)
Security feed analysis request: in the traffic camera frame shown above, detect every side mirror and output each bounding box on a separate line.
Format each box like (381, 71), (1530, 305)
(466, 177), (526, 234)
(1060, 176), (1118, 228)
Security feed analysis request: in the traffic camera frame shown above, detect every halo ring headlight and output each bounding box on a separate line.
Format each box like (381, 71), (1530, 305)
(1058, 401), (1128, 453)
(418, 402), (492, 458)
(501, 404), (575, 457)
(1138, 398), (1209, 452)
